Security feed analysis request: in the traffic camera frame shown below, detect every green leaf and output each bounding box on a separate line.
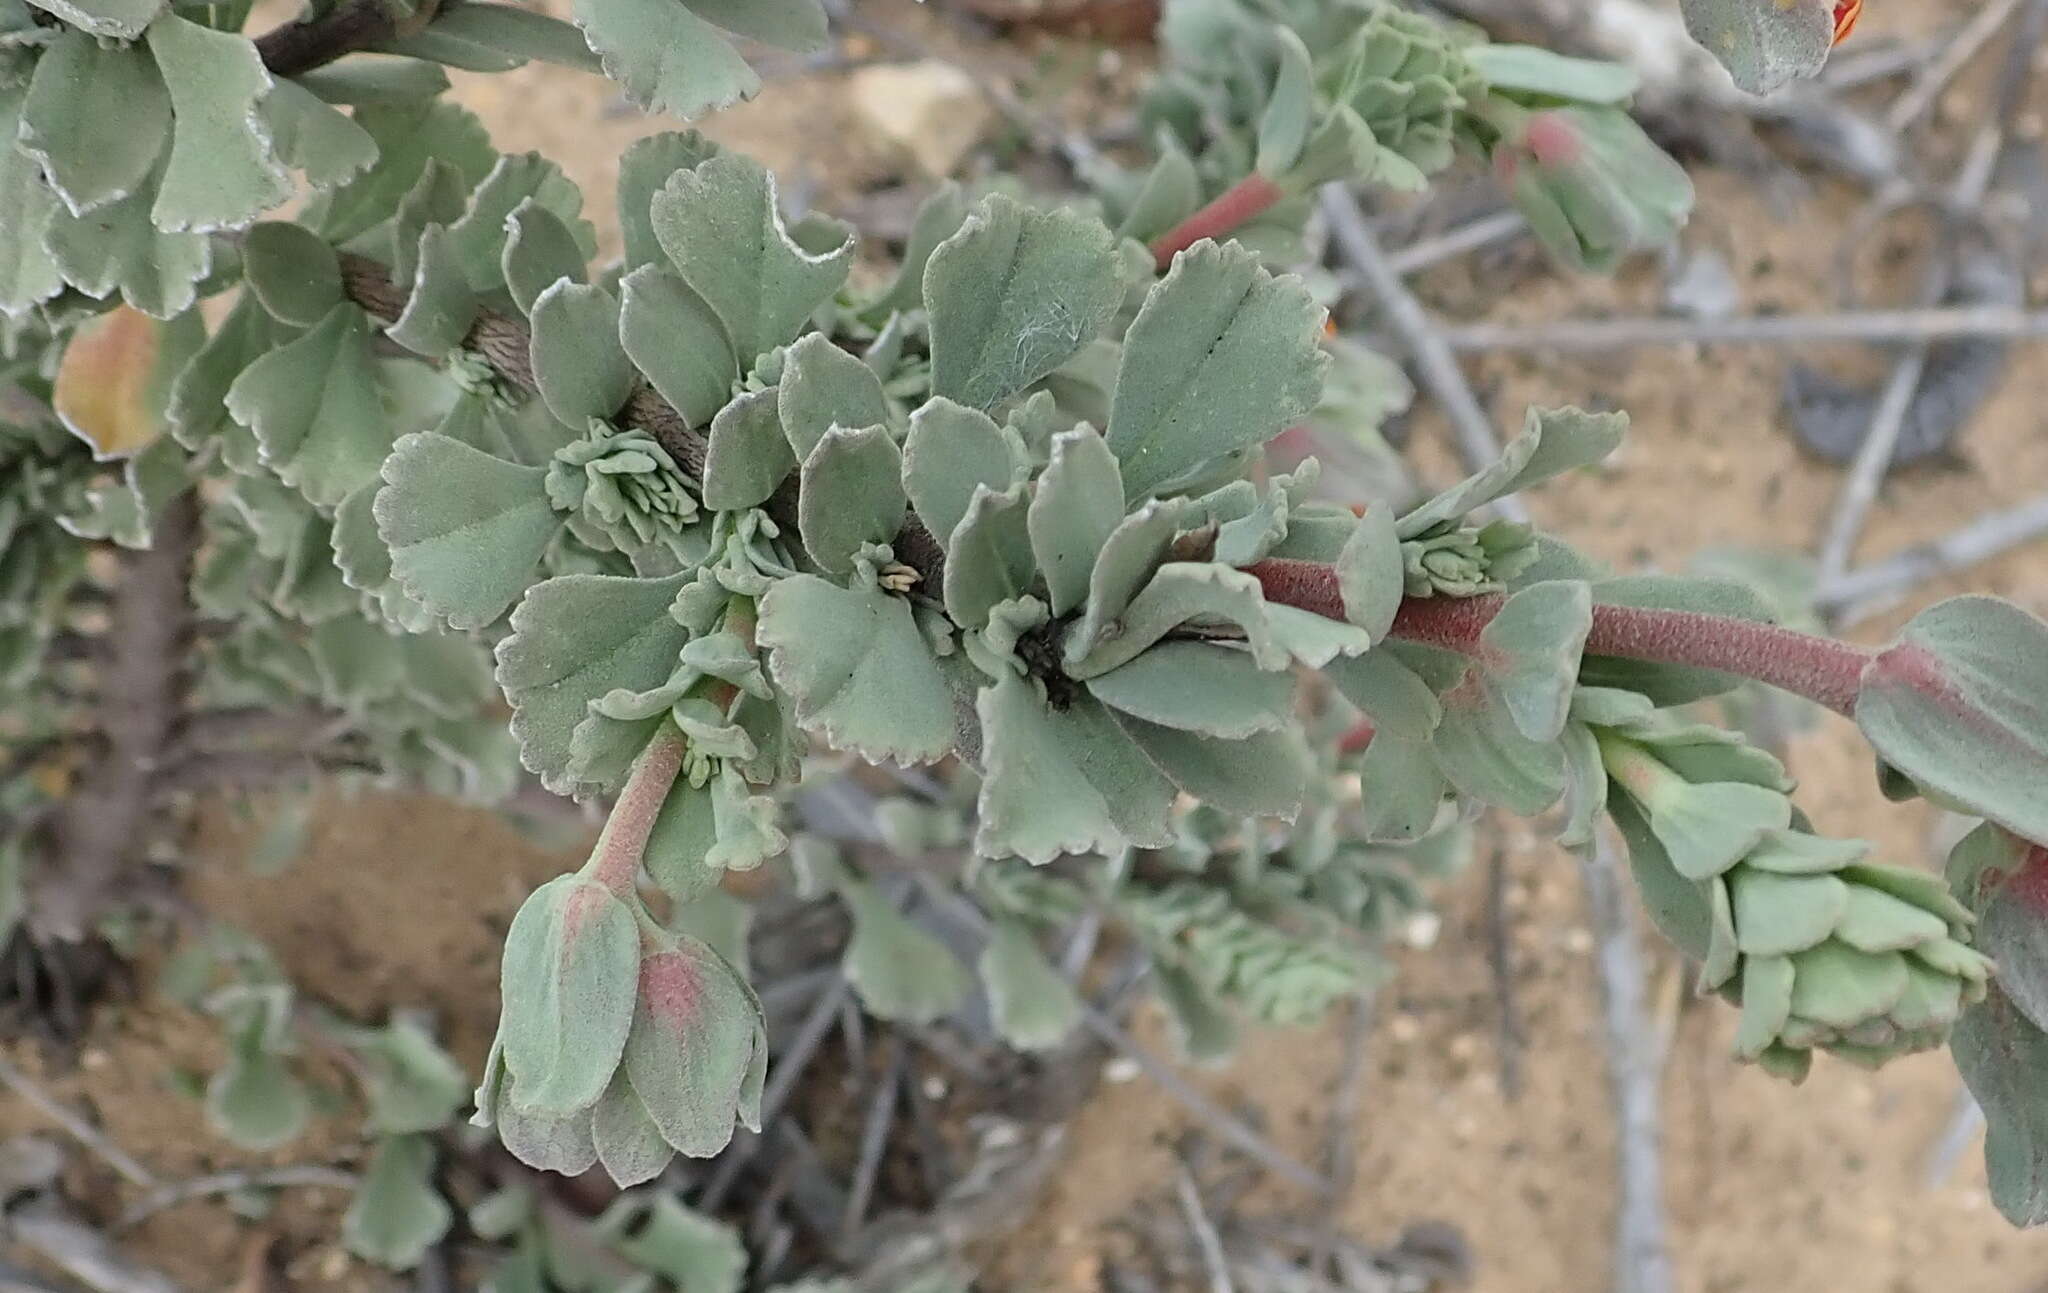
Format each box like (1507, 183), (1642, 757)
(942, 484), (1035, 630)
(1857, 596), (2048, 846)
(1027, 424), (1122, 616)
(979, 917), (1081, 1049)
(618, 265), (736, 427)
(503, 198), (588, 316)
(414, 3), (604, 72)
(618, 131), (721, 271)
(870, 180), (968, 314)
(241, 221), (343, 328)
(686, 0), (828, 48)
(603, 1196), (749, 1292)
(904, 397), (1020, 553)
(205, 1014), (310, 1151)
(495, 572), (692, 792)
(146, 15), (292, 231)
(24, 0), (160, 40)
(350, 1019), (471, 1135)
(1115, 716), (1310, 819)
(925, 194), (1123, 411)
(840, 877), (972, 1024)
(975, 676), (1176, 863)
(1479, 580), (1593, 742)
(779, 331), (890, 460)
(295, 59), (453, 106)
(388, 223), (478, 358)
(1432, 673), (1566, 815)
(591, 1071), (675, 1187)
(1336, 504), (1403, 642)
(1065, 498), (1183, 662)
(447, 151), (594, 292)
(1678, 0), (1833, 96)
(1087, 642), (1292, 738)
(529, 280), (634, 426)
(1067, 562), (1280, 679)
(653, 154), (853, 362)
(20, 30), (167, 214)
(576, 0), (761, 120)
(0, 88), (63, 315)
(1466, 44), (1640, 104)
(45, 178), (211, 319)
(702, 388), (792, 512)
(375, 431), (558, 630)
(1108, 240), (1326, 499)
(1324, 648), (1441, 741)
(316, 102), (494, 247)
(1256, 27), (1317, 174)
(758, 573), (957, 765)
(798, 425), (906, 574)
(1399, 406), (1627, 538)
(499, 874), (639, 1113)
(621, 937), (762, 1156)
(257, 79), (379, 191)
(1355, 730), (1453, 842)
(343, 1136), (452, 1271)
(225, 305), (397, 507)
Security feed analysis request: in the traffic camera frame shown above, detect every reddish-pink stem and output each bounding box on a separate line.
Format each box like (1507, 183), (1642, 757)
(1247, 558), (1875, 717)
(1149, 173), (1288, 270)
(586, 724), (687, 895)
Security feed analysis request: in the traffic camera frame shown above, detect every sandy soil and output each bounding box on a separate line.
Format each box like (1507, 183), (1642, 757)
(9, 0), (2048, 1289)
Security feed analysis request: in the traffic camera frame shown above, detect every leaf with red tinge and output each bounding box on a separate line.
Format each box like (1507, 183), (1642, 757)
(53, 305), (200, 459)
(1678, 0), (1834, 95)
(497, 874), (640, 1114)
(621, 935), (764, 1158)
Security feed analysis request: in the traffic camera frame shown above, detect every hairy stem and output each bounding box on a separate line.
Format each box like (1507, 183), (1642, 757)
(34, 492), (201, 939)
(584, 723), (687, 895)
(1247, 558), (1874, 716)
(1149, 173), (1287, 269)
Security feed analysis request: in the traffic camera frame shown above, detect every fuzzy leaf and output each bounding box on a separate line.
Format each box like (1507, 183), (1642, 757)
(942, 484), (1035, 630)
(1336, 505), (1404, 642)
(702, 388), (793, 512)
(871, 181), (969, 313)
(903, 397), (1018, 552)
(1400, 406), (1627, 538)
(1479, 580), (1593, 742)
(258, 79), (379, 190)
(975, 677), (1176, 863)
(24, 0), (160, 36)
(1116, 716), (1310, 819)
(317, 102), (494, 246)
(1256, 27), (1317, 175)
(496, 572), (693, 791)
(798, 425), (905, 574)
(980, 918), (1081, 1050)
(841, 878), (972, 1024)
(242, 221), (343, 327)
(618, 131), (722, 270)
(0, 89), (63, 315)
(530, 280), (635, 426)
(415, 2), (605, 72)
(503, 198), (587, 315)
(1086, 642), (1292, 738)
(447, 152), (593, 292)
(652, 154), (853, 360)
(576, 0), (760, 120)
(350, 1019), (471, 1135)
(146, 15), (291, 231)
(605, 1196), (748, 1292)
(1067, 562), (1279, 679)
(499, 874), (639, 1113)
(621, 938), (762, 1157)
(1108, 240), (1326, 499)
(925, 194), (1123, 411)
(1466, 44), (1640, 104)
(343, 1136), (451, 1271)
(388, 223), (478, 357)
(779, 332), (890, 460)
(44, 175), (212, 319)
(375, 432), (558, 630)
(225, 305), (397, 507)
(617, 266), (735, 428)
(591, 1072), (675, 1187)
(758, 574), (957, 765)
(1857, 596), (2048, 846)
(1065, 499), (1182, 661)
(1027, 425), (1122, 615)
(20, 31), (167, 215)
(1432, 673), (1567, 815)
(1325, 648), (1442, 740)
(1679, 0), (1833, 95)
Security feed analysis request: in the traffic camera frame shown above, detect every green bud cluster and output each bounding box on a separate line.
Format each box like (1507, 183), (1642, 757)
(1320, 3), (1480, 183)
(1400, 517), (1537, 598)
(546, 422), (701, 559)
(1598, 727), (1993, 1081)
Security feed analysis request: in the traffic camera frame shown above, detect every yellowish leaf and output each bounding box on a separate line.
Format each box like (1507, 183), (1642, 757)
(54, 306), (169, 460)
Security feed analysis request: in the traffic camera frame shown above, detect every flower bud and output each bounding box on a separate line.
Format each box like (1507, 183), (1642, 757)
(547, 422), (701, 557)
(1490, 106), (1693, 273)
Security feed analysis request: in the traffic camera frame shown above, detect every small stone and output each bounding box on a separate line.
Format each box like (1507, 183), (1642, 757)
(846, 61), (995, 178)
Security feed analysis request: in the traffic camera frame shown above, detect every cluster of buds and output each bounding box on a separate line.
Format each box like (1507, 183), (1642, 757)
(473, 846), (765, 1185)
(1399, 517), (1537, 597)
(1597, 723), (1991, 1080)
(546, 422), (701, 559)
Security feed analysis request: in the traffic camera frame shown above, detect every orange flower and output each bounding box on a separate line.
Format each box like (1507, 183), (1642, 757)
(1832, 0), (1862, 46)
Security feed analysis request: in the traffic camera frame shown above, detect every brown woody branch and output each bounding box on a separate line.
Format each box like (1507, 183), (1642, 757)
(255, 0), (430, 78)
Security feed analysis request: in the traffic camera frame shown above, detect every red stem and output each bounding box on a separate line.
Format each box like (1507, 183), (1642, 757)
(585, 724), (687, 895)
(1149, 173), (1288, 270)
(1247, 558), (1875, 717)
